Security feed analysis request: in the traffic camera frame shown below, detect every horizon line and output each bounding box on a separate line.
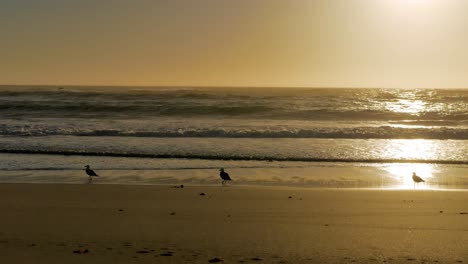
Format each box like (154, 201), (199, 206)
(1, 84), (467, 90)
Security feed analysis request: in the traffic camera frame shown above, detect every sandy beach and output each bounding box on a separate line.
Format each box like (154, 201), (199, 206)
(0, 183), (467, 263)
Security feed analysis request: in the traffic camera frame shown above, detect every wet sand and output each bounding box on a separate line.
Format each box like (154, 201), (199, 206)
(0, 183), (468, 263)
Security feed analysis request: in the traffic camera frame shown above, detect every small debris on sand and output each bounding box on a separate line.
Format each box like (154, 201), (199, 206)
(288, 196), (292, 199)
(208, 257), (224, 263)
(73, 249), (89, 254)
(137, 250), (149, 254)
(160, 252), (173, 256)
(199, 193), (206, 196)
(251, 257), (262, 261)
(170, 212), (176, 215)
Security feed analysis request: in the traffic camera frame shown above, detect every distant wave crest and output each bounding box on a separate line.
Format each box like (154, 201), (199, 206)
(1, 88), (467, 121)
(1, 125), (467, 139)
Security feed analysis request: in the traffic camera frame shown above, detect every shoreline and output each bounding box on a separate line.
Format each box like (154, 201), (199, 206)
(2, 181), (468, 191)
(1, 161), (468, 189)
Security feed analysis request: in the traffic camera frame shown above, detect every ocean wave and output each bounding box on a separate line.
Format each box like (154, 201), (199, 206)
(1, 87), (467, 121)
(0, 148), (466, 165)
(1, 125), (467, 139)
(1, 102), (466, 121)
(74, 127), (468, 139)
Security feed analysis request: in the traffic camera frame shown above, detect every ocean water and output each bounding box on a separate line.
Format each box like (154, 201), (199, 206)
(0, 86), (467, 188)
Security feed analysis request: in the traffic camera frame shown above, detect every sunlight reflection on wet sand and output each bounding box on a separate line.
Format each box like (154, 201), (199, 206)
(383, 163), (435, 190)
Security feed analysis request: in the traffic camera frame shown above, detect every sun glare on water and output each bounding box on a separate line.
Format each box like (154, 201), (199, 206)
(382, 140), (439, 189)
(385, 99), (426, 114)
(386, 139), (439, 160)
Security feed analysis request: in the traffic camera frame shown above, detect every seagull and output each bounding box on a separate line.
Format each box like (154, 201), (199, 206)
(412, 172), (425, 188)
(219, 168), (232, 185)
(85, 165), (99, 183)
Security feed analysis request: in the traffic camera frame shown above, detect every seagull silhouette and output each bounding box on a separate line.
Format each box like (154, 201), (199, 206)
(85, 165), (99, 183)
(412, 172), (425, 188)
(219, 168), (232, 185)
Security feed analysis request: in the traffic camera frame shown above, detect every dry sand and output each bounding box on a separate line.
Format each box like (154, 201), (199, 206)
(0, 183), (468, 263)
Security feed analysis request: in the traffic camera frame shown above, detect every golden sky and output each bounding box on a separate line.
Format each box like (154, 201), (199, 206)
(1, 0), (468, 88)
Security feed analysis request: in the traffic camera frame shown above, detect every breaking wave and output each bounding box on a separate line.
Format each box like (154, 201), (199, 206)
(0, 125), (467, 139)
(0, 148), (467, 165)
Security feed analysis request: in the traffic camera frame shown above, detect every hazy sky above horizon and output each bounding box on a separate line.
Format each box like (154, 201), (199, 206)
(1, 0), (468, 88)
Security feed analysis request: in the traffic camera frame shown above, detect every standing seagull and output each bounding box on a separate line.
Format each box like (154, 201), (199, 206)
(219, 168), (232, 185)
(85, 165), (99, 183)
(412, 172), (425, 188)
